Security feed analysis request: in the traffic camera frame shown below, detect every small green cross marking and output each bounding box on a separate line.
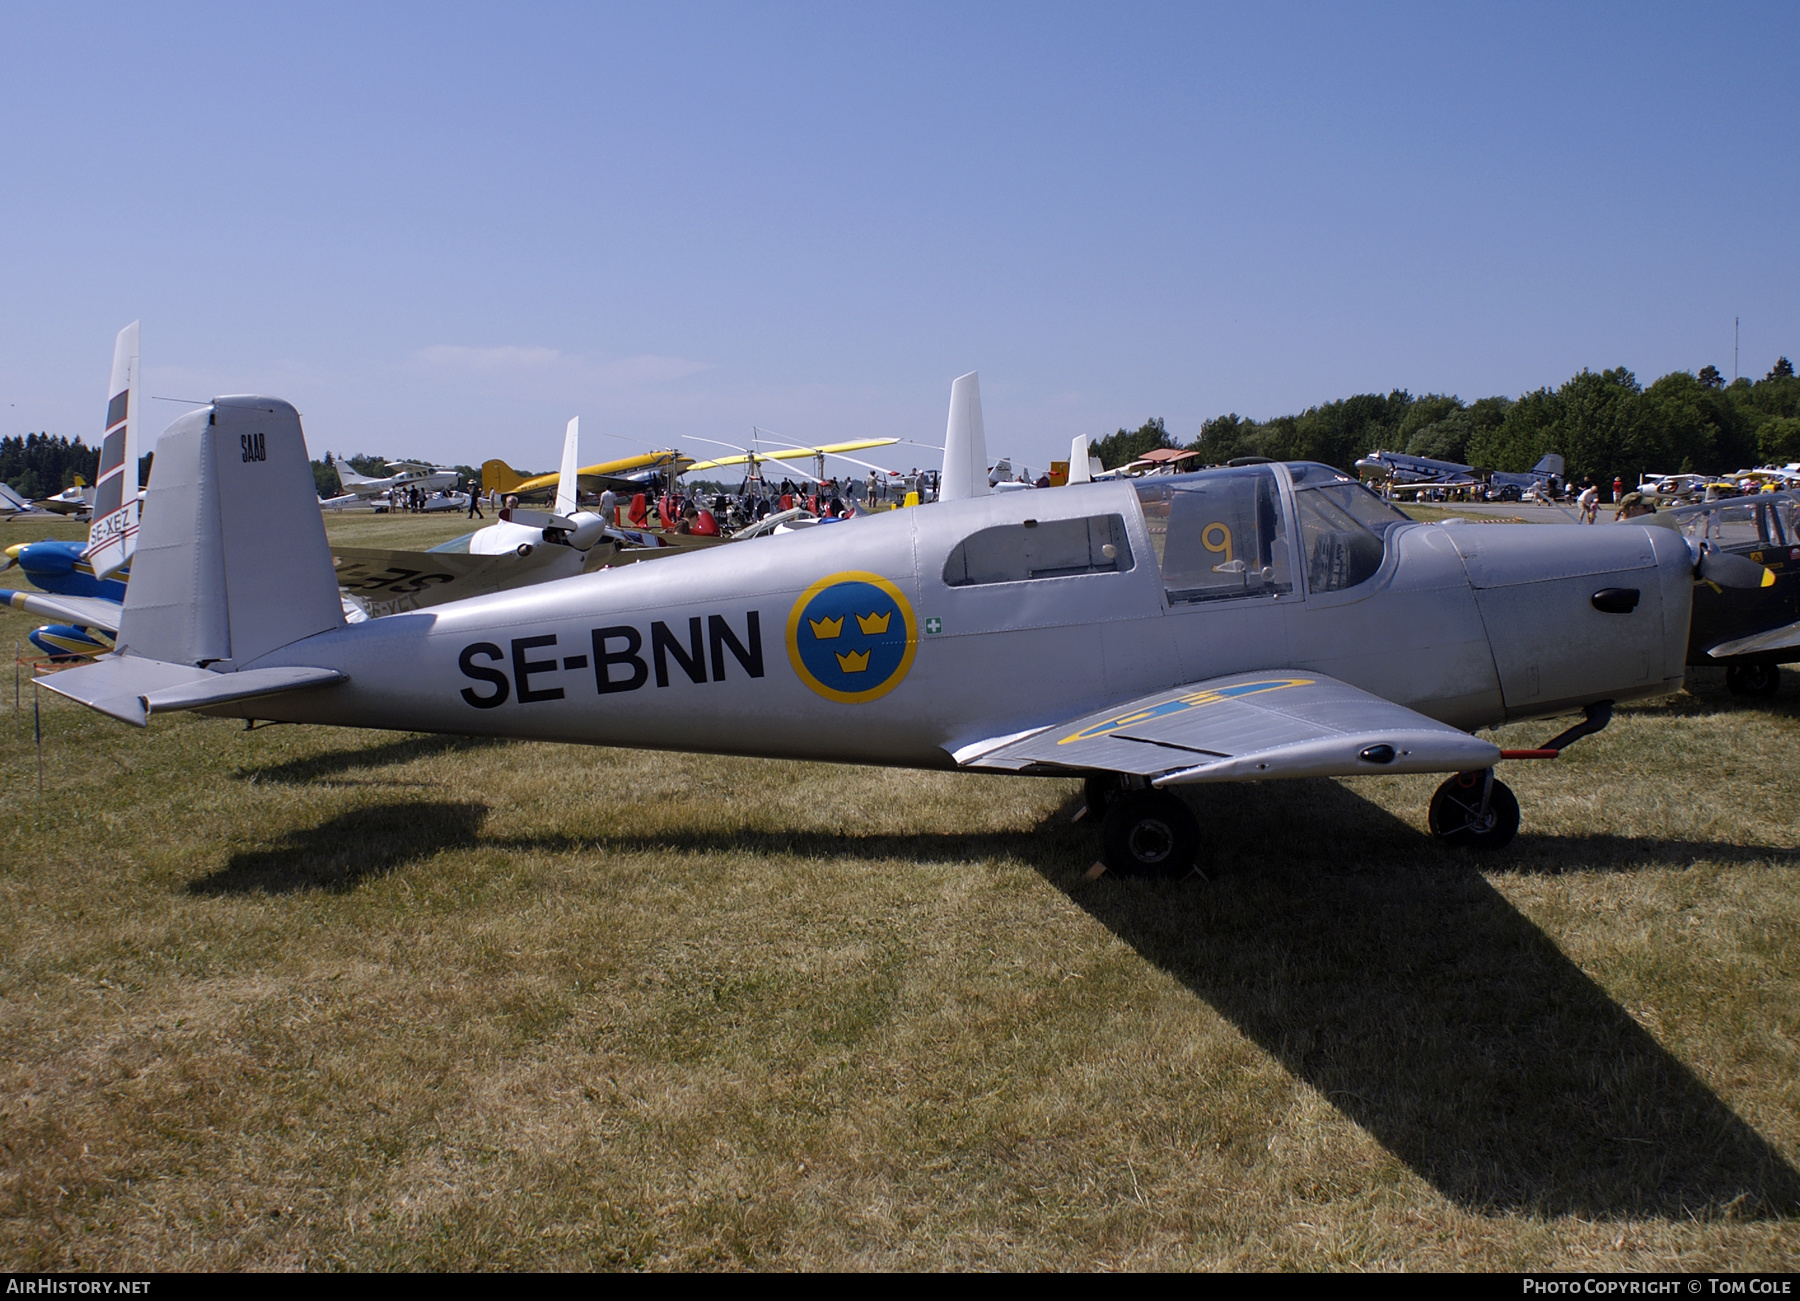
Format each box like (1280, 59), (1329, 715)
(924, 617), (942, 635)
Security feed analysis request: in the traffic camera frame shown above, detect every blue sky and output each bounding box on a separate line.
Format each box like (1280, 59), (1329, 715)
(2, 2), (1795, 476)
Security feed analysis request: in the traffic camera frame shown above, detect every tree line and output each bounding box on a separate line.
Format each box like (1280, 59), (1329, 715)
(0, 433), (100, 499)
(1093, 357), (1800, 488)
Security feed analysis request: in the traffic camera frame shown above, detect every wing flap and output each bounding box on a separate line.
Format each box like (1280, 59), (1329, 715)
(959, 671), (1500, 782)
(36, 656), (344, 727)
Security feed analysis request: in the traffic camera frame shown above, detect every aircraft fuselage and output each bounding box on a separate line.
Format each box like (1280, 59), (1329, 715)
(217, 471), (1694, 771)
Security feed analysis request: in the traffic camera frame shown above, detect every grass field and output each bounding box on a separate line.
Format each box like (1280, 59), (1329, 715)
(0, 515), (1797, 1269)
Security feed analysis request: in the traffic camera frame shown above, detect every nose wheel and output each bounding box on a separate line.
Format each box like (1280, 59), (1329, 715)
(1428, 769), (1520, 849)
(1726, 662), (1781, 698)
(1100, 790), (1200, 878)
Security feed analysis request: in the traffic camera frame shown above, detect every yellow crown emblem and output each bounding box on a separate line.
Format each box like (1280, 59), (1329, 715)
(835, 648), (871, 673)
(855, 610), (891, 635)
(808, 615), (844, 639)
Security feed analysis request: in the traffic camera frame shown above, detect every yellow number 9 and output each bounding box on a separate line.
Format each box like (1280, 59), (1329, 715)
(1201, 522), (1233, 563)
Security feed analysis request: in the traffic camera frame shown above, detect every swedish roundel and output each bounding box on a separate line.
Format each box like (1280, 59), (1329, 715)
(787, 571), (917, 703)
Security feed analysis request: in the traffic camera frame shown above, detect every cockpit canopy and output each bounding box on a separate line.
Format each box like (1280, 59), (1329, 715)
(1133, 461), (1410, 603)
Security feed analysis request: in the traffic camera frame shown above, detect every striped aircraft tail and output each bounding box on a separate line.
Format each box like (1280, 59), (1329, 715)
(84, 322), (140, 579)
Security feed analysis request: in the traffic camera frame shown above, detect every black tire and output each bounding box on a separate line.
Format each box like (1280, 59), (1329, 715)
(1101, 790), (1200, 878)
(1428, 771), (1520, 850)
(1726, 663), (1781, 698)
(1083, 772), (1125, 820)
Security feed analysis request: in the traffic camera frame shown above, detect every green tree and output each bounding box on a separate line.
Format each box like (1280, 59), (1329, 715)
(1092, 418), (1174, 470)
(1699, 365), (1725, 390)
(1756, 417), (1800, 465)
(1769, 357), (1795, 381)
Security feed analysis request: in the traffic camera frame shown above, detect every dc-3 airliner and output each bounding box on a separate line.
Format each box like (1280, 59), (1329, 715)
(38, 376), (1770, 876)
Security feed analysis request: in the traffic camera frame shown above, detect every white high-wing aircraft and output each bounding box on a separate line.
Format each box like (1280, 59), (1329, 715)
(333, 459), (459, 498)
(39, 383), (1769, 876)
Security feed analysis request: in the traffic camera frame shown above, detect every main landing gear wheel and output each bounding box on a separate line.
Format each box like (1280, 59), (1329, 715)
(1726, 663), (1782, 698)
(1428, 770), (1520, 850)
(1101, 790), (1200, 878)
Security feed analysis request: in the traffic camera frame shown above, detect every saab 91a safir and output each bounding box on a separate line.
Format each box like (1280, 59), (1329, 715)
(41, 395), (1768, 877)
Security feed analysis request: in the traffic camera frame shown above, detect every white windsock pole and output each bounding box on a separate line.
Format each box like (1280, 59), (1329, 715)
(85, 321), (141, 578)
(1067, 434), (1093, 484)
(554, 417), (580, 518)
(939, 371), (989, 501)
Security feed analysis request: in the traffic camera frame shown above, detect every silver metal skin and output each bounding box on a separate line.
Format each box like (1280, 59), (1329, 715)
(46, 402), (1693, 794)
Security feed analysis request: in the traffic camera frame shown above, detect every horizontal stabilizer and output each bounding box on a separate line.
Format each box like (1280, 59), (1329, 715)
(5, 589), (123, 633)
(956, 671), (1500, 782)
(36, 655), (345, 727)
(1707, 619), (1800, 660)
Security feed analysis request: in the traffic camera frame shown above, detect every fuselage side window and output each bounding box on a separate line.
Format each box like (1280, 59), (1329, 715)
(942, 514), (1135, 587)
(1135, 465), (1293, 604)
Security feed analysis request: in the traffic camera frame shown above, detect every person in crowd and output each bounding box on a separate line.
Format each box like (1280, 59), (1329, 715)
(1577, 480), (1598, 523)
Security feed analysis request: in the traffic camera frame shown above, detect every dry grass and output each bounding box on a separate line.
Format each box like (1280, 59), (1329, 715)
(0, 516), (1797, 1269)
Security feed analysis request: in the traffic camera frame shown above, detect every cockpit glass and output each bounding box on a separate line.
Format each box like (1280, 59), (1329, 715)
(1134, 465), (1293, 604)
(1282, 464), (1410, 594)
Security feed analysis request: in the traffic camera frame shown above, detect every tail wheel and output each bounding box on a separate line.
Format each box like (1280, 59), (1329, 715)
(1726, 663), (1781, 698)
(1101, 790), (1200, 878)
(1428, 770), (1520, 850)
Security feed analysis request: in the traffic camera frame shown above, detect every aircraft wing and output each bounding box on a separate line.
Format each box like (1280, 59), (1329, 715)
(953, 671), (1500, 784)
(685, 438), (899, 472)
(330, 544), (609, 616)
(1706, 619), (1800, 659)
(4, 589), (123, 632)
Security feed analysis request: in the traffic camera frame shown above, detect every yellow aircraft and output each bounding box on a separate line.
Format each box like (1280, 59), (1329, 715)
(684, 438), (899, 481)
(481, 449), (696, 499)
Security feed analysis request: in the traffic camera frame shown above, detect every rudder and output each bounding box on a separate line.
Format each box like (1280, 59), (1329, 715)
(120, 396), (344, 667)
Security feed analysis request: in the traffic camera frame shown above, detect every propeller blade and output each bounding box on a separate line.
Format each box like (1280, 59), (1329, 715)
(1697, 548), (1776, 589)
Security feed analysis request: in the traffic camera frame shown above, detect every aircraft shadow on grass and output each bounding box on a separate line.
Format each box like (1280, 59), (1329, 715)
(188, 800), (488, 895)
(197, 771), (1800, 1219)
(1039, 778), (1800, 1221)
(232, 733), (511, 786)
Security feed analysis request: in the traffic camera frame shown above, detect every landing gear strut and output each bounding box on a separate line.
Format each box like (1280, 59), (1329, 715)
(1100, 790), (1200, 878)
(1726, 662), (1782, 698)
(1082, 772), (1126, 822)
(1428, 769), (1520, 850)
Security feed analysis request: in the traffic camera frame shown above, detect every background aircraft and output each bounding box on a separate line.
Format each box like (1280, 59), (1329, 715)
(482, 449), (695, 502)
(1651, 490), (1800, 696)
(38, 386), (1770, 877)
(0, 482), (48, 519)
(332, 459), (459, 498)
(1355, 450), (1565, 502)
(31, 479), (93, 517)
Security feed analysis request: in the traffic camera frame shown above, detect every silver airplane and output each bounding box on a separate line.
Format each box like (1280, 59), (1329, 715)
(39, 394), (1768, 876)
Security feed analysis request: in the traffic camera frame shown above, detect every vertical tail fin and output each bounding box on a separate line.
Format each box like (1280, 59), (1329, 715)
(121, 396), (344, 667)
(1067, 435), (1093, 484)
(940, 371), (989, 501)
(554, 417), (580, 517)
(481, 459), (525, 496)
(334, 458), (375, 488)
(85, 322), (140, 578)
